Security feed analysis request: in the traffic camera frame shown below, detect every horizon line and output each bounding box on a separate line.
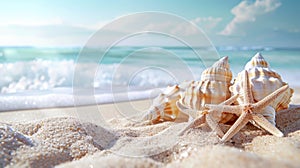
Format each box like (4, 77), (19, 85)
(0, 45), (300, 50)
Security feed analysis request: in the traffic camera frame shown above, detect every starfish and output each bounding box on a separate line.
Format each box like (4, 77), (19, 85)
(176, 94), (239, 137)
(205, 70), (288, 142)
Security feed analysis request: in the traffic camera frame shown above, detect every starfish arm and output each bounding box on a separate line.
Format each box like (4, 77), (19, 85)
(221, 111), (250, 142)
(251, 113), (284, 137)
(176, 100), (199, 117)
(221, 94), (239, 105)
(205, 113), (224, 138)
(205, 104), (243, 115)
(178, 114), (205, 136)
(252, 85), (289, 111)
(243, 70), (254, 104)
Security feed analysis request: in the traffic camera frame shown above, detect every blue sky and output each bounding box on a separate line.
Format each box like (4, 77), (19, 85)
(0, 0), (299, 47)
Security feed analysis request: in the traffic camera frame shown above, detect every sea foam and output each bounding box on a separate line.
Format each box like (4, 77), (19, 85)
(0, 47), (299, 111)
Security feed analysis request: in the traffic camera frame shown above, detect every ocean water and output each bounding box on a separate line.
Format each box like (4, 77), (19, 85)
(0, 46), (299, 111)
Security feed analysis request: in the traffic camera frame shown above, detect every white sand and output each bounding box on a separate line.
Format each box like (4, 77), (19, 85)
(0, 90), (300, 168)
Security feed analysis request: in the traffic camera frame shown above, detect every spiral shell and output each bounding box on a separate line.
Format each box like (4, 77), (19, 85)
(142, 81), (191, 124)
(179, 56), (234, 123)
(230, 52), (293, 123)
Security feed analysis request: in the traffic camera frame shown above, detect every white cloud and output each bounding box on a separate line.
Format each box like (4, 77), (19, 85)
(220, 0), (281, 36)
(191, 17), (222, 32)
(0, 14), (223, 47)
(0, 24), (94, 47)
(142, 16), (222, 36)
(0, 17), (64, 27)
(0, 17), (99, 46)
(142, 21), (199, 36)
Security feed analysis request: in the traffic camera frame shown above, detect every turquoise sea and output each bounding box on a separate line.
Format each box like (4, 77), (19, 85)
(0, 46), (299, 111)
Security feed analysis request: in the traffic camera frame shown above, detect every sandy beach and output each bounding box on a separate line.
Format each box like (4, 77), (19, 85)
(0, 88), (300, 168)
(1, 0), (300, 167)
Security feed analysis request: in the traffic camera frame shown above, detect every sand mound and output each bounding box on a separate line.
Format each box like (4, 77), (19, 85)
(1, 105), (299, 168)
(167, 145), (297, 168)
(1, 117), (113, 168)
(57, 153), (162, 168)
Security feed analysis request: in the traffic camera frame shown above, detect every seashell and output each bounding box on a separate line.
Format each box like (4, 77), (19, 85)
(178, 56), (235, 123)
(230, 52), (293, 124)
(260, 106), (276, 125)
(0, 124), (35, 146)
(142, 81), (191, 124)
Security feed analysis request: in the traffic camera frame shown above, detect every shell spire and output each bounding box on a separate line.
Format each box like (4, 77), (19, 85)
(201, 56), (232, 83)
(212, 56), (229, 69)
(245, 52), (269, 70)
(179, 56), (234, 123)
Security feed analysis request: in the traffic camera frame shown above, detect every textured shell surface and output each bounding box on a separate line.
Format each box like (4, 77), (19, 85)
(230, 52), (293, 120)
(143, 81), (192, 123)
(179, 56), (234, 123)
(260, 106), (276, 125)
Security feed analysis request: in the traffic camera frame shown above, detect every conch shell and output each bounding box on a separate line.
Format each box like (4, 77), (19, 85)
(230, 52), (293, 124)
(178, 56), (235, 123)
(142, 81), (191, 124)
